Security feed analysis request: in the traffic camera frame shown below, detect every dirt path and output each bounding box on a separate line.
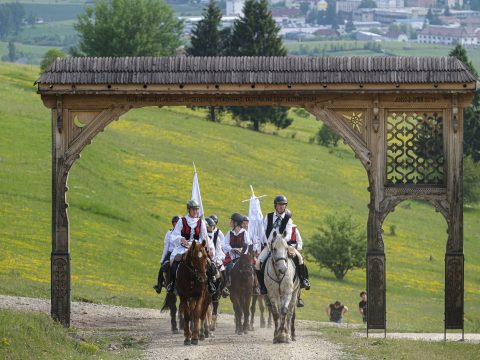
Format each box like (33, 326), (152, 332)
(0, 294), (344, 359)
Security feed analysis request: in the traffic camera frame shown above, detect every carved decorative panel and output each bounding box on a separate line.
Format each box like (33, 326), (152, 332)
(51, 253), (70, 326)
(334, 110), (366, 140)
(367, 254), (386, 329)
(445, 254), (464, 329)
(386, 111), (444, 186)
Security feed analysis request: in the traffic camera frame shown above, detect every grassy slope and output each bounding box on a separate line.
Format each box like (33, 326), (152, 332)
(1, 62), (480, 333)
(0, 308), (138, 359)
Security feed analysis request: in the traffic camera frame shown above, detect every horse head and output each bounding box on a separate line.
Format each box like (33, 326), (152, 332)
(270, 231), (289, 275)
(186, 240), (208, 282)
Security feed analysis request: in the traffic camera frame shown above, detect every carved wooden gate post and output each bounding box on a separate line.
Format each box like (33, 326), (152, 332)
(366, 96), (386, 331)
(444, 97), (464, 331)
(51, 96), (71, 326)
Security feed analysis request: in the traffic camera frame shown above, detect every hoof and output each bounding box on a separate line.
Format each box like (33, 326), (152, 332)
(236, 331), (243, 335)
(243, 329), (248, 335)
(172, 329), (179, 334)
(199, 335), (205, 341)
(249, 325), (254, 331)
(268, 323), (272, 329)
(291, 336), (296, 342)
(191, 339), (198, 345)
(273, 338), (279, 344)
(184, 339), (191, 346)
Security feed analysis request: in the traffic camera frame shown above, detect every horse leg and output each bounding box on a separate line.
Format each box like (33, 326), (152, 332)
(291, 311), (296, 342)
(190, 299), (200, 345)
(243, 294), (251, 334)
(270, 303), (280, 344)
(249, 295), (256, 331)
(258, 295), (266, 328)
(181, 299), (191, 345)
(178, 300), (185, 330)
(210, 300), (219, 331)
(170, 294), (178, 334)
(232, 297), (242, 335)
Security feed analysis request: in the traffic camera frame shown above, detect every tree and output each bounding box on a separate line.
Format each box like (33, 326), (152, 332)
(188, 0), (226, 122)
(307, 214), (366, 280)
(316, 124), (340, 147)
(449, 45), (480, 162)
(188, 0), (224, 56)
(228, 0), (292, 131)
(359, 0), (377, 8)
(426, 7), (443, 25)
(464, 156), (480, 205)
(8, 41), (15, 62)
(40, 49), (66, 71)
(73, 0), (183, 56)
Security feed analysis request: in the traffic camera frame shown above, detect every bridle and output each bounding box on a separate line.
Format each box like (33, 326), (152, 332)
(266, 241), (289, 290)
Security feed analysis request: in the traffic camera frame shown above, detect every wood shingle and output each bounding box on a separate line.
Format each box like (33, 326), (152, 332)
(36, 56), (477, 85)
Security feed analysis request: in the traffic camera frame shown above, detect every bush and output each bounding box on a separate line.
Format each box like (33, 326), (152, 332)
(464, 155), (480, 205)
(307, 214), (366, 280)
(316, 125), (340, 147)
(40, 48), (66, 71)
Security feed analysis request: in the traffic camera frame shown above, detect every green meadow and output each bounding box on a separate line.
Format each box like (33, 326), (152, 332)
(1, 61), (480, 336)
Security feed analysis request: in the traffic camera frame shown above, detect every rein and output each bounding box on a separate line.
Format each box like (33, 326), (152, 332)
(266, 252), (288, 293)
(182, 255), (207, 283)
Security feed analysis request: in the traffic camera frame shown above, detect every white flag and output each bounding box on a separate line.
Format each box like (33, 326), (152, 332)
(247, 186), (266, 248)
(191, 163), (204, 218)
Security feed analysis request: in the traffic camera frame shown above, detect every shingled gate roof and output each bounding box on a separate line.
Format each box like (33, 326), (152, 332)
(37, 56), (477, 85)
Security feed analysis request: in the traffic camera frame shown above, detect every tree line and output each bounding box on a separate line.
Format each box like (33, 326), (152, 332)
(0, 2), (25, 39)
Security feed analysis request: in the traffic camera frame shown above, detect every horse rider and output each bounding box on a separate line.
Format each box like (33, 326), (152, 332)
(166, 199), (217, 294)
(153, 215), (180, 294)
(255, 195), (310, 294)
(222, 212), (252, 297)
(242, 216), (249, 230)
(288, 217), (310, 306)
(206, 216), (225, 297)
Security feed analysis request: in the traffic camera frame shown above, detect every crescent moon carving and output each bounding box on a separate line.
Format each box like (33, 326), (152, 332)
(73, 115), (87, 128)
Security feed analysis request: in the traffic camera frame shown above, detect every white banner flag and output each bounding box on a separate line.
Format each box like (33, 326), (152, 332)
(247, 186), (266, 247)
(191, 162), (204, 218)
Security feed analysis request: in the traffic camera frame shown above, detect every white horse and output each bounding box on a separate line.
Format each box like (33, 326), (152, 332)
(264, 231), (300, 343)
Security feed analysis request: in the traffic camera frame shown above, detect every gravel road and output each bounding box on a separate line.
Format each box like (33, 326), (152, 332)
(0, 294), (344, 360)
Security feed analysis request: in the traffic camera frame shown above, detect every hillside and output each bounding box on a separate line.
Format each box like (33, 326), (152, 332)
(1, 61), (479, 332)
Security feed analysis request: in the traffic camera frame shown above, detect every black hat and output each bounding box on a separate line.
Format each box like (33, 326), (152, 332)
(274, 195), (288, 205)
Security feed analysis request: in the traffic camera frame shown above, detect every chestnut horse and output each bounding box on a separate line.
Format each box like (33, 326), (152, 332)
(229, 251), (255, 335)
(176, 240), (210, 345)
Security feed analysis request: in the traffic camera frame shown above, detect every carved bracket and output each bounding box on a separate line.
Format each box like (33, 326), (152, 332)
(305, 104), (372, 169)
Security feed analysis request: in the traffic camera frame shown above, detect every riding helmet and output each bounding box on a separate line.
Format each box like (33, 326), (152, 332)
(274, 195), (288, 205)
(209, 214), (219, 224)
(205, 217), (215, 227)
(230, 213), (244, 224)
(186, 199), (200, 209)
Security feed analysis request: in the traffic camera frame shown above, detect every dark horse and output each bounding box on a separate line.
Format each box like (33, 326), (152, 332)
(229, 251), (255, 335)
(176, 241), (210, 345)
(160, 262), (184, 333)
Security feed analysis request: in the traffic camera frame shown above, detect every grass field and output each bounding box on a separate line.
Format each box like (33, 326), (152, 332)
(1, 61), (480, 336)
(0, 308), (138, 359)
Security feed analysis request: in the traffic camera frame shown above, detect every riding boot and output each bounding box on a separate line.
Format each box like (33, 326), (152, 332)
(222, 270), (231, 298)
(256, 269), (268, 295)
(166, 262), (177, 293)
(207, 263), (217, 294)
(298, 263), (310, 290)
(153, 267), (163, 294)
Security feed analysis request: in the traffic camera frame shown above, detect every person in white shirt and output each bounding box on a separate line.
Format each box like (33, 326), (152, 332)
(206, 216), (225, 300)
(222, 212), (252, 296)
(166, 199), (216, 294)
(153, 215), (180, 294)
(255, 195), (310, 294)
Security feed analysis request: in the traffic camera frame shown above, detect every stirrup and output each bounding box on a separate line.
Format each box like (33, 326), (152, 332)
(297, 298), (305, 308)
(222, 287), (230, 298)
(208, 282), (217, 294)
(153, 285), (162, 294)
(166, 282), (175, 293)
(260, 286), (268, 295)
(253, 287), (260, 295)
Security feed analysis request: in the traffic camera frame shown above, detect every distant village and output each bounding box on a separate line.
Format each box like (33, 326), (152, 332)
(179, 0), (480, 46)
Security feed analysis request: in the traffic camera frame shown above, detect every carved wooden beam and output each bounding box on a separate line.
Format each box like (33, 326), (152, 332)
(305, 104), (371, 169)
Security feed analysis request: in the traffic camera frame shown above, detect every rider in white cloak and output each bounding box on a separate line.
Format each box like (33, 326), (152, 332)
(166, 199), (217, 294)
(255, 195), (310, 294)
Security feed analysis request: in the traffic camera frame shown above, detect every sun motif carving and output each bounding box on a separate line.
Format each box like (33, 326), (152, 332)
(343, 112), (363, 132)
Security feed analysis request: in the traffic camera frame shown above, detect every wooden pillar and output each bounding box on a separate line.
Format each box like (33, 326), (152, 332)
(444, 99), (464, 331)
(366, 97), (386, 330)
(51, 97), (71, 326)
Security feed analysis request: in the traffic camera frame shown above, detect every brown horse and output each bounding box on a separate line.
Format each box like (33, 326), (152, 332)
(176, 241), (210, 345)
(229, 251), (255, 335)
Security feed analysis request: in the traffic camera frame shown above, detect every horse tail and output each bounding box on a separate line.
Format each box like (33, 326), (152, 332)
(161, 292), (176, 312)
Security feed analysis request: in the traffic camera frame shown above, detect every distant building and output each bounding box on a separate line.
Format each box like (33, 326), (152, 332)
(375, 0), (404, 8)
(226, 0), (244, 16)
(356, 31), (384, 40)
(404, 0), (435, 7)
(418, 25), (477, 46)
(336, 0), (362, 13)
